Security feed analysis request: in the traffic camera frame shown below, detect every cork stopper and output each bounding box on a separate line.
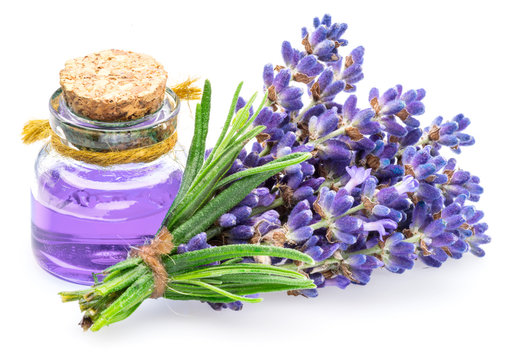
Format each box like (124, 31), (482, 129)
(59, 49), (168, 122)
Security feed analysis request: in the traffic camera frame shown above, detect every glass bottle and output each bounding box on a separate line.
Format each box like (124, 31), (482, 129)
(31, 88), (185, 285)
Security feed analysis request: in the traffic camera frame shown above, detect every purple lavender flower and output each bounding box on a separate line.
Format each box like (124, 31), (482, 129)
(308, 107), (339, 140)
(177, 233), (210, 253)
(329, 46), (365, 92)
(264, 66), (304, 111)
(368, 87), (408, 137)
(376, 176), (419, 207)
(208, 13), (492, 301)
(301, 15), (348, 62)
(425, 114), (475, 154)
(305, 239), (341, 262)
(440, 159), (484, 202)
(402, 145), (447, 181)
(314, 187), (354, 220)
(381, 232), (417, 273)
(310, 68), (345, 104)
(342, 254), (383, 285)
(362, 219), (397, 239)
(285, 200), (314, 244)
(343, 166), (372, 193)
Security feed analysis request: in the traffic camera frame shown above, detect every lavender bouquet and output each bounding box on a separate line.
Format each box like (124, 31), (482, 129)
(62, 14), (489, 329)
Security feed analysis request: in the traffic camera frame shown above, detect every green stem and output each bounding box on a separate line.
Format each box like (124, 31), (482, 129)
(281, 233), (424, 272)
(294, 101), (315, 122)
(310, 126), (346, 145)
(259, 143), (272, 157)
(344, 233), (423, 258)
(310, 203), (366, 230)
(251, 197), (284, 216)
(341, 203), (366, 217)
(206, 226), (223, 240)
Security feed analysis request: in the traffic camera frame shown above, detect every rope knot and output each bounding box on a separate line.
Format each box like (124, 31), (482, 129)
(130, 227), (174, 298)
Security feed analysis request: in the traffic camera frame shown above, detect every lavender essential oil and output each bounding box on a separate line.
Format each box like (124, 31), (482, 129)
(32, 150), (183, 284)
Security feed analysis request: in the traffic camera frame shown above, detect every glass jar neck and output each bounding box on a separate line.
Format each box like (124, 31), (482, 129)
(49, 88), (180, 152)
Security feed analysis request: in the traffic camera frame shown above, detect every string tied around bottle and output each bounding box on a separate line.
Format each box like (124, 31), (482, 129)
(21, 78), (201, 167)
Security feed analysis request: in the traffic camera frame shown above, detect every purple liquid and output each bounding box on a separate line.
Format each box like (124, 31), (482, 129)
(32, 154), (182, 285)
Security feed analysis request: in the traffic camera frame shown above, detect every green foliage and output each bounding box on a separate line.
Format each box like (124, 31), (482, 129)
(59, 81), (314, 331)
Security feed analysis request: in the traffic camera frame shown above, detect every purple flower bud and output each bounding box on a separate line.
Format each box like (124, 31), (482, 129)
(335, 216), (362, 233)
(287, 226), (314, 243)
(288, 209), (313, 230)
(417, 182), (442, 202)
(424, 219), (446, 238)
(263, 64), (274, 87)
(305, 246), (324, 261)
(377, 187), (399, 205)
(309, 25), (328, 46)
(380, 100), (405, 116)
(187, 233), (209, 251)
(230, 206), (252, 223)
(342, 95), (358, 121)
(382, 117), (408, 137)
(281, 41), (294, 66)
(361, 176), (378, 199)
(228, 225), (254, 241)
(219, 213), (237, 228)
(325, 275), (351, 289)
(321, 80), (345, 101)
(372, 204), (391, 217)
(317, 139), (352, 162)
(296, 55), (324, 76)
(406, 101), (425, 115)
(273, 69), (291, 92)
(400, 89), (417, 103)
(240, 193), (259, 208)
(380, 88), (398, 103)
(293, 186), (315, 202)
(313, 39), (335, 58)
(430, 232), (457, 247)
(438, 135), (459, 147)
(440, 121), (459, 135)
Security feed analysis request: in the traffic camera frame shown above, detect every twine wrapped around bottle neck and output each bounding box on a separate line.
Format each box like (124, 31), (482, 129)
(22, 79), (201, 167)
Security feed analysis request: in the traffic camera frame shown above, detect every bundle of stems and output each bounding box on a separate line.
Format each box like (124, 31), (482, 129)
(60, 81), (315, 331)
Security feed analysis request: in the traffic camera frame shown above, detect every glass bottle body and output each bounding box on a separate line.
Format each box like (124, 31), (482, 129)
(31, 88), (184, 285)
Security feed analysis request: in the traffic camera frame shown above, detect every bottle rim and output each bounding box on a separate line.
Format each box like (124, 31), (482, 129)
(48, 87), (180, 151)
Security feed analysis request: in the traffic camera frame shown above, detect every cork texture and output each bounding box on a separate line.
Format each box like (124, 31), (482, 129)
(60, 49), (168, 121)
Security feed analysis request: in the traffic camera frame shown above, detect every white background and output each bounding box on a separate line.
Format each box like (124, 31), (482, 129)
(1, 1), (505, 359)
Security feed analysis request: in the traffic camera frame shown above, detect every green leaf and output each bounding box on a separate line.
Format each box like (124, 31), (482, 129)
(161, 81), (211, 228)
(166, 140), (246, 229)
(93, 265), (147, 296)
(216, 152), (312, 188)
(205, 82), (243, 164)
(102, 257), (142, 276)
(229, 91), (268, 145)
(171, 263), (308, 281)
(164, 244), (314, 274)
(176, 279), (263, 303)
(168, 170), (277, 245)
(232, 125), (266, 146)
(164, 281), (315, 302)
(226, 93), (257, 140)
(91, 273), (154, 331)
